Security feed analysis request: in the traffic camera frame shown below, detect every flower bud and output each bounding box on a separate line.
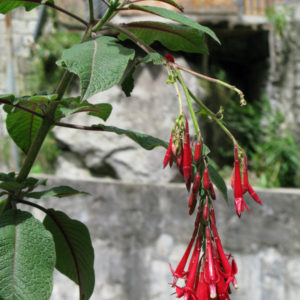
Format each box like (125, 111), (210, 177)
(193, 141), (201, 163)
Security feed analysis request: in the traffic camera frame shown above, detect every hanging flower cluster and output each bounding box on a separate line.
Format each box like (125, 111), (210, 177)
(169, 204), (238, 300)
(231, 144), (263, 217)
(163, 114), (193, 192)
(163, 115), (263, 299)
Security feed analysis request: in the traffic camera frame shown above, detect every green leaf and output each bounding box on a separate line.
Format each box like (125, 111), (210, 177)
(138, 53), (164, 65)
(6, 107), (43, 153)
(119, 22), (208, 54)
(0, 0), (40, 14)
(128, 5), (220, 44)
(26, 185), (88, 199)
(0, 172), (16, 181)
(57, 36), (135, 100)
(0, 94), (15, 103)
(58, 97), (112, 121)
(202, 144), (210, 156)
(0, 210), (55, 300)
(207, 161), (228, 202)
(0, 181), (25, 192)
(28, 94), (58, 103)
(94, 124), (168, 150)
(121, 66), (135, 97)
(0, 198), (8, 215)
(43, 209), (95, 300)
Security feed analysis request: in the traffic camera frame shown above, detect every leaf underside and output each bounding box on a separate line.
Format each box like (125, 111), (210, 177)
(0, 0), (39, 14)
(57, 36), (135, 100)
(128, 5), (220, 44)
(26, 185), (88, 199)
(43, 209), (95, 300)
(58, 97), (112, 121)
(207, 162), (228, 202)
(0, 210), (55, 300)
(96, 124), (168, 150)
(119, 22), (208, 54)
(6, 107), (43, 154)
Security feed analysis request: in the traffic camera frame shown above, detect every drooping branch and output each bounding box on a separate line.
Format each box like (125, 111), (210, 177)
(174, 63), (246, 106)
(55, 121), (104, 131)
(0, 99), (44, 119)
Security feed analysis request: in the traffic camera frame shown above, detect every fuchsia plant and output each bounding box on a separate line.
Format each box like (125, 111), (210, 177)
(0, 0), (262, 299)
(163, 56), (262, 298)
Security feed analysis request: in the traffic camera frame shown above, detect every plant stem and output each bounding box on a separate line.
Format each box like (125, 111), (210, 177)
(175, 63), (246, 106)
(16, 103), (57, 182)
(16, 27), (93, 183)
(88, 0), (95, 24)
(176, 71), (200, 138)
(168, 68), (183, 113)
(107, 23), (155, 54)
(92, 5), (118, 32)
(188, 89), (238, 146)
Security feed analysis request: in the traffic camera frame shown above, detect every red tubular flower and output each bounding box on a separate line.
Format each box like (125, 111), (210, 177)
(233, 145), (246, 217)
(210, 184), (216, 200)
(188, 192), (197, 215)
(212, 223), (238, 289)
(169, 235), (196, 285)
(196, 270), (210, 300)
(241, 151), (263, 206)
(174, 238), (201, 300)
(177, 141), (184, 174)
(183, 120), (192, 191)
(163, 133), (173, 168)
(189, 200), (197, 216)
(216, 276), (230, 300)
(231, 169), (235, 189)
(210, 206), (216, 225)
(186, 238), (201, 289)
(205, 227), (217, 298)
(242, 151), (249, 194)
(203, 167), (211, 191)
(192, 172), (201, 194)
(248, 184), (263, 205)
(183, 137), (191, 181)
(194, 140), (201, 163)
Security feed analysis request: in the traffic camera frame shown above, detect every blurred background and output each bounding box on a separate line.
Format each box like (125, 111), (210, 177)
(0, 0), (300, 299)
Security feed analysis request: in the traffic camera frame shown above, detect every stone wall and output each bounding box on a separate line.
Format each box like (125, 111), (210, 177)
(0, 9), (39, 95)
(267, 1), (300, 145)
(22, 176), (300, 300)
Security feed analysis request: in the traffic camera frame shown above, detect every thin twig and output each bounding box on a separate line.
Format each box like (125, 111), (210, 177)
(100, 0), (111, 7)
(18, 0), (88, 26)
(174, 63), (246, 106)
(55, 121), (104, 131)
(0, 99), (44, 118)
(188, 89), (238, 146)
(106, 22), (156, 54)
